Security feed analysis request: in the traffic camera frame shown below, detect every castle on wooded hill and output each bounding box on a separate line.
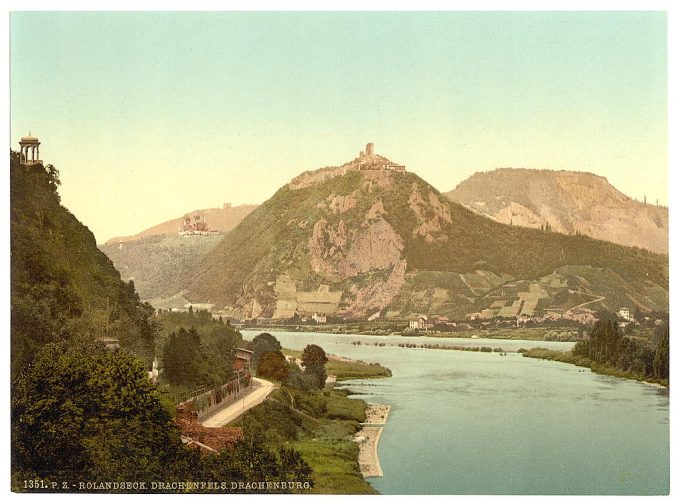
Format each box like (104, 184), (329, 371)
(355, 142), (406, 172)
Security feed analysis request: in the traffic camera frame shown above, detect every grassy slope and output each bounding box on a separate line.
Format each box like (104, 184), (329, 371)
(236, 386), (376, 494)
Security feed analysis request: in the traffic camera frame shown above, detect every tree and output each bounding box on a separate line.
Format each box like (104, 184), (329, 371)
(251, 333), (282, 367)
(301, 344), (328, 389)
(585, 319), (622, 364)
(653, 327), (669, 380)
(12, 341), (188, 485)
(256, 351), (290, 383)
(163, 328), (200, 386)
(162, 325), (238, 389)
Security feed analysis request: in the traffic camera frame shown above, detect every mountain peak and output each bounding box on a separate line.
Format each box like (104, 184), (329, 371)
(289, 142), (406, 190)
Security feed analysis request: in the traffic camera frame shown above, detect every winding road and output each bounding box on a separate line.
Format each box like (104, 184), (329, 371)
(201, 377), (276, 428)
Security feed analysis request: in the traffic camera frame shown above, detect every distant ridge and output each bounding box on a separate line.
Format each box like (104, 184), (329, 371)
(446, 168), (668, 254)
(105, 203), (258, 244)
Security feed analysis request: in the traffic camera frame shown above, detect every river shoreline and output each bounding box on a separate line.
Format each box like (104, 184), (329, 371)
(522, 348), (669, 389)
(354, 404), (390, 479)
(246, 329), (668, 494)
(242, 325), (582, 342)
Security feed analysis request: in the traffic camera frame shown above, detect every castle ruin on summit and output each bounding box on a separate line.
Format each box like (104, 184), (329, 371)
(355, 142), (406, 172)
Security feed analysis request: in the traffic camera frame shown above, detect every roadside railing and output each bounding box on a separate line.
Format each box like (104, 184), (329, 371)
(175, 373), (252, 421)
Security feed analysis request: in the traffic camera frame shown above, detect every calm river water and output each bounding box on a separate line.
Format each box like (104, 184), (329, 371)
(241, 330), (669, 495)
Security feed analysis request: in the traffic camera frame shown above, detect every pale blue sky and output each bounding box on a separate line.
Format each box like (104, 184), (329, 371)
(10, 11), (667, 243)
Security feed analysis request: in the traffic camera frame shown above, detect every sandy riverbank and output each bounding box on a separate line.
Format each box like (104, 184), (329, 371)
(355, 404), (390, 478)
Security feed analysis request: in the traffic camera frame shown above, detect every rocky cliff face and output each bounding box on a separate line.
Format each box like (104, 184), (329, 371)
(446, 168), (668, 254)
(179, 153), (667, 321)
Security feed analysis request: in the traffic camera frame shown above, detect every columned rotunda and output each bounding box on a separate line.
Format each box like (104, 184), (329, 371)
(19, 133), (42, 165)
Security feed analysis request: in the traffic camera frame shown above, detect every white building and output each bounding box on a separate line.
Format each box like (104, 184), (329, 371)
(409, 316), (431, 330)
(618, 307), (632, 321)
(148, 357), (159, 383)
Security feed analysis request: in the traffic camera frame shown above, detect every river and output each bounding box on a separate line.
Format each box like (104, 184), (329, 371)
(241, 330), (669, 495)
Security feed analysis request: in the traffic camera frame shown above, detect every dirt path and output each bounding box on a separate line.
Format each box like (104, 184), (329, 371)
(201, 377), (276, 427)
(569, 293), (606, 311)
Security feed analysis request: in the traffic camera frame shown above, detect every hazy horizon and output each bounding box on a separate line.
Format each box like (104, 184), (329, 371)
(10, 11), (667, 243)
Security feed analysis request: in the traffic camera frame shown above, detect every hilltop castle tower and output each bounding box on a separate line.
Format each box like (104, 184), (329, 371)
(355, 142), (406, 172)
(19, 133), (42, 165)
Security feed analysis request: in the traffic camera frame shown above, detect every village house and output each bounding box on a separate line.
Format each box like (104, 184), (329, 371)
(618, 307), (632, 321)
(312, 312), (327, 324)
(233, 348), (253, 375)
(409, 316), (433, 330)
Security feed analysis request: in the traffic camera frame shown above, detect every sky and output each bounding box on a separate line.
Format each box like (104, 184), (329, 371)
(10, 11), (668, 243)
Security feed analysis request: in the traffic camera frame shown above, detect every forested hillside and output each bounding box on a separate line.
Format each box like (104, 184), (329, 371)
(10, 153), (156, 375)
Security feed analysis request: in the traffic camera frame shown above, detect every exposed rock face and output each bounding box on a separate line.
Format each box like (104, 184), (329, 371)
(308, 216), (404, 281)
(180, 153), (667, 321)
(289, 166), (349, 190)
(288, 153), (396, 191)
(409, 186), (452, 242)
(327, 194), (357, 214)
(344, 259), (408, 316)
(447, 168), (668, 254)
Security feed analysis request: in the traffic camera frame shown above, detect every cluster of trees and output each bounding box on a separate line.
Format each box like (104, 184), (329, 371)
(155, 308), (242, 347)
(11, 342), (312, 492)
(162, 326), (242, 390)
(573, 314), (669, 381)
(157, 309), (244, 390)
(251, 333), (328, 391)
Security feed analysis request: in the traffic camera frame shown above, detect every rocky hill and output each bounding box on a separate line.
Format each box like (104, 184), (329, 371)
(177, 149), (668, 321)
(105, 203), (257, 244)
(446, 168), (668, 254)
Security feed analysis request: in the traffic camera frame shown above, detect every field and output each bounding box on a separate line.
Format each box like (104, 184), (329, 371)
(283, 349), (392, 381)
(236, 387), (377, 494)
